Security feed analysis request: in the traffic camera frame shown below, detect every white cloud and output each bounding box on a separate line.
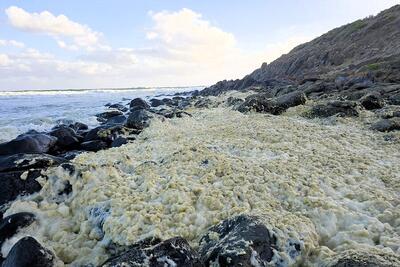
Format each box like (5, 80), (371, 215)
(0, 54), (13, 66)
(0, 7), (311, 89)
(5, 6), (103, 51)
(0, 39), (25, 48)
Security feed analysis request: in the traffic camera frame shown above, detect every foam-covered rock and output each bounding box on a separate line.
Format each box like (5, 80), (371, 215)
(102, 237), (200, 267)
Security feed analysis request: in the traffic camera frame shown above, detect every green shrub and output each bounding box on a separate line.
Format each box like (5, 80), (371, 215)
(366, 63), (380, 71)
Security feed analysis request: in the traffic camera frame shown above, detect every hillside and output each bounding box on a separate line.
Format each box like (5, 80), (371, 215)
(202, 4), (400, 96)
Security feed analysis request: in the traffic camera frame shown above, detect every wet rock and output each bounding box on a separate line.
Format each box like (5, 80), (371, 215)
(149, 98), (165, 107)
(102, 237), (200, 267)
(238, 91), (307, 114)
(0, 212), (36, 247)
(130, 98), (150, 111)
(80, 140), (108, 152)
(126, 109), (152, 130)
(2, 236), (55, 267)
(108, 103), (128, 112)
(360, 93), (384, 110)
(83, 125), (127, 143)
(69, 122), (89, 132)
(198, 214), (276, 267)
(0, 170), (42, 206)
(96, 110), (124, 123)
(371, 118), (400, 132)
(50, 125), (81, 150)
(308, 101), (359, 117)
(0, 133), (57, 156)
(111, 137), (128, 148)
(0, 153), (65, 172)
(105, 115), (127, 125)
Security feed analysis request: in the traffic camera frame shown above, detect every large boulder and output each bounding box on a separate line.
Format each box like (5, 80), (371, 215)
(149, 98), (165, 108)
(126, 110), (152, 130)
(308, 101), (359, 118)
(1, 236), (55, 267)
(68, 122), (88, 132)
(130, 98), (150, 111)
(102, 237), (200, 267)
(238, 91), (307, 114)
(0, 153), (65, 172)
(96, 110), (124, 123)
(50, 125), (81, 150)
(0, 170), (42, 206)
(105, 115), (127, 125)
(0, 212), (36, 247)
(80, 140), (108, 152)
(83, 125), (128, 143)
(198, 214), (277, 267)
(0, 133), (57, 156)
(108, 103), (128, 112)
(371, 118), (400, 132)
(360, 93), (384, 110)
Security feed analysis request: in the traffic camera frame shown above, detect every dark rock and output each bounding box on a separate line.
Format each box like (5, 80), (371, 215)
(0, 133), (57, 156)
(388, 92), (400, 105)
(83, 125), (127, 143)
(96, 110), (124, 123)
(58, 180), (72, 196)
(50, 126), (80, 150)
(198, 214), (276, 267)
(130, 98), (150, 111)
(105, 115), (127, 125)
(102, 237), (200, 267)
(194, 98), (212, 108)
(69, 122), (89, 132)
(80, 140), (108, 152)
(111, 137), (128, 148)
(238, 91), (307, 115)
(58, 150), (84, 160)
(360, 93), (384, 110)
(126, 110), (152, 130)
(155, 109), (192, 119)
(60, 163), (75, 175)
(0, 170), (42, 206)
(0, 153), (65, 172)
(149, 98), (165, 107)
(308, 101), (359, 117)
(108, 103), (128, 112)
(226, 97), (244, 107)
(2, 236), (55, 267)
(0, 212), (36, 247)
(371, 118), (400, 132)
(348, 77), (373, 90)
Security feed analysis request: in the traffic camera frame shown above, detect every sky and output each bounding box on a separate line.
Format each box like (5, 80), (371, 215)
(0, 0), (399, 90)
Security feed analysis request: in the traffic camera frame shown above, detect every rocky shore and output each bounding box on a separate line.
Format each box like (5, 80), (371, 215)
(1, 4), (400, 267)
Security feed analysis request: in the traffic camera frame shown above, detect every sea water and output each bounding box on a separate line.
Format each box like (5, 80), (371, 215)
(0, 87), (200, 143)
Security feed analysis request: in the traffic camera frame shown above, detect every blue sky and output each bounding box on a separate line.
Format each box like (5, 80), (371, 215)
(0, 0), (398, 90)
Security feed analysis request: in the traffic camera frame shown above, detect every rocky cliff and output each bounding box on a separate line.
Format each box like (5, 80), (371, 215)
(202, 5), (400, 96)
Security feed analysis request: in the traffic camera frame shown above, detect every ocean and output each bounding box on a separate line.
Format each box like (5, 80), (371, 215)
(0, 87), (200, 143)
